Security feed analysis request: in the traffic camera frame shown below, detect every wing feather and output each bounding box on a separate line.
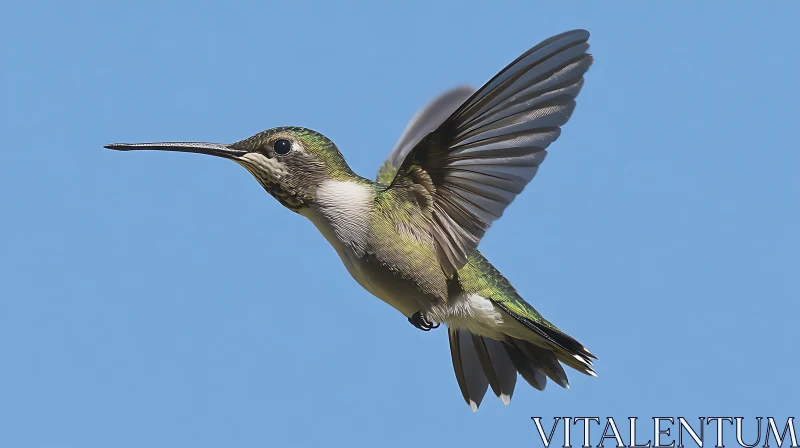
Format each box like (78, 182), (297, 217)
(376, 87), (475, 184)
(387, 30), (593, 274)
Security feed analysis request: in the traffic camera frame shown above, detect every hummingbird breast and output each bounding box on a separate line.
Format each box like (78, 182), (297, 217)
(301, 179), (449, 318)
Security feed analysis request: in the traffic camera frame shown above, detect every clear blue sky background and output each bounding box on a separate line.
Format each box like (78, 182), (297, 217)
(1, 2), (798, 447)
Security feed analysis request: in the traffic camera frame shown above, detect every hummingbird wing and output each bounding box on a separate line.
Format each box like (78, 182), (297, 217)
(387, 30), (592, 275)
(376, 86), (475, 185)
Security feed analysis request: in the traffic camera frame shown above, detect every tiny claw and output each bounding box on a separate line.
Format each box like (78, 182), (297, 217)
(409, 311), (440, 331)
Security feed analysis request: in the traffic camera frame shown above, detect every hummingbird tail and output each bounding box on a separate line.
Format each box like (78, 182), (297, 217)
(448, 324), (596, 411)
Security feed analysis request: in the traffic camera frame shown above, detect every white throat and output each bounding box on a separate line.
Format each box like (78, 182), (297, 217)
(300, 180), (373, 257)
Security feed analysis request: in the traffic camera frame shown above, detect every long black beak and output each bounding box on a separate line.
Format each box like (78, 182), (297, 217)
(104, 142), (248, 158)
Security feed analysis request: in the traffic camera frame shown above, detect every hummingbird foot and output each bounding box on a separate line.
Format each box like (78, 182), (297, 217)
(409, 311), (440, 331)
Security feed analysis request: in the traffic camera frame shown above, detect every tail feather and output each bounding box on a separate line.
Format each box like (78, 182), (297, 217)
(536, 324), (597, 361)
(503, 342), (547, 391)
(471, 334), (517, 405)
(494, 302), (597, 377)
(514, 340), (570, 388)
(448, 328), (489, 412)
(554, 351), (597, 377)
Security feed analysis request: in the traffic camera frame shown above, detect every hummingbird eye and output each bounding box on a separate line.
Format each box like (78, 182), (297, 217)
(273, 139), (293, 155)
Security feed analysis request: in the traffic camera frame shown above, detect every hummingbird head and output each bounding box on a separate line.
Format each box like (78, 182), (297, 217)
(106, 127), (356, 212)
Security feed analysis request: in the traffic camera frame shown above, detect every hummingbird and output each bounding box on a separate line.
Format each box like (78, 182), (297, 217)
(106, 29), (596, 411)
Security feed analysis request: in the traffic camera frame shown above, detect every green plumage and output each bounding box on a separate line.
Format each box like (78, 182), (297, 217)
(458, 251), (555, 330)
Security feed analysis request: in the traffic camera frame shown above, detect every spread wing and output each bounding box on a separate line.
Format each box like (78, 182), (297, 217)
(376, 86), (475, 185)
(387, 29), (593, 275)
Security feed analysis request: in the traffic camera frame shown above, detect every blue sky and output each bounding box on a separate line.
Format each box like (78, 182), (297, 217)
(1, 1), (798, 447)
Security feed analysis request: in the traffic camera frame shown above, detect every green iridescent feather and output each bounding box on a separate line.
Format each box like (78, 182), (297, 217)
(457, 251), (561, 333)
